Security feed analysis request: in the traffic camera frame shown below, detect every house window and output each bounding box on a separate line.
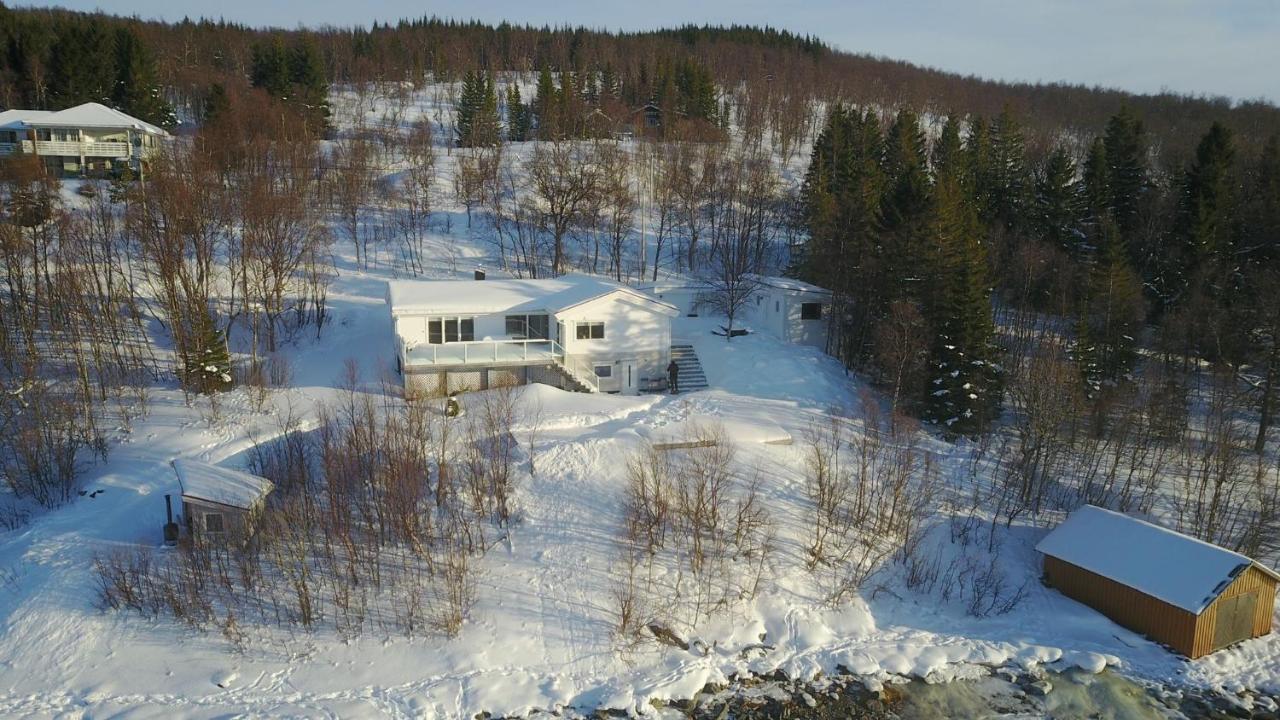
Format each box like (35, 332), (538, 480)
(576, 322), (605, 340)
(204, 512), (226, 534)
(775, 300), (780, 313)
(505, 314), (548, 339)
(800, 303), (823, 320)
(594, 365), (613, 378)
(429, 317), (475, 343)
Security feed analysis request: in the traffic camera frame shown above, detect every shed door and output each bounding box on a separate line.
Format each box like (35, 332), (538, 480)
(1213, 591), (1257, 650)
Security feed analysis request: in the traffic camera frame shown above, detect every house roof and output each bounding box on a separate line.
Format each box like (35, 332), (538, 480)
(173, 459), (274, 511)
(0, 103), (168, 136)
(387, 273), (678, 317)
(744, 274), (832, 296)
(1036, 505), (1280, 614)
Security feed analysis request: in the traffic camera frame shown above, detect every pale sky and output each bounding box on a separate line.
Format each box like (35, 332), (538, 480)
(19, 0), (1280, 103)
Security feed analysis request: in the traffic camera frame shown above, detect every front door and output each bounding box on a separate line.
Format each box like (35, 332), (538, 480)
(621, 361), (637, 394)
(1214, 591), (1257, 651)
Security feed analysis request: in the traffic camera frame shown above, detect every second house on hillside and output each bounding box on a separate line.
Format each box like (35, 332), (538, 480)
(387, 273), (679, 397)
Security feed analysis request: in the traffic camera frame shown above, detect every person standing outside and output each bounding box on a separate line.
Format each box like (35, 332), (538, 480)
(667, 358), (680, 394)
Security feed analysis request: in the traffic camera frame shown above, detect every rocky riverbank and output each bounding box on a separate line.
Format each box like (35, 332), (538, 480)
(498, 665), (1279, 719)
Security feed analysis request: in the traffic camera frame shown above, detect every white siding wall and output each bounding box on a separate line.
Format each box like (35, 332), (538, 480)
(392, 290), (674, 395)
(746, 287), (830, 350)
(555, 293), (673, 384)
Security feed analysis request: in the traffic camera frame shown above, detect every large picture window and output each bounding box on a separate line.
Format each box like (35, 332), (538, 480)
(505, 314), (549, 339)
(800, 303), (823, 320)
(575, 322), (605, 340)
(427, 317), (475, 343)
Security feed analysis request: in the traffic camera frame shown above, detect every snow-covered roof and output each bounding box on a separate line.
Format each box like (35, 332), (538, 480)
(1036, 505), (1280, 614)
(387, 273), (678, 317)
(0, 103), (168, 136)
(744, 274), (832, 296)
(173, 459), (274, 510)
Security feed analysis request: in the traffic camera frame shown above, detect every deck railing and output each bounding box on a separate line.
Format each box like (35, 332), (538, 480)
(401, 338), (599, 392)
(0, 140), (139, 158)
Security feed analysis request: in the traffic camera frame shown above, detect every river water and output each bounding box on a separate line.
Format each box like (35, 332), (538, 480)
(680, 668), (1209, 719)
(891, 669), (1181, 719)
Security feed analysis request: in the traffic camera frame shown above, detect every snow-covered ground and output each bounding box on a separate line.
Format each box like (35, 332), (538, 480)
(0, 84), (1276, 719)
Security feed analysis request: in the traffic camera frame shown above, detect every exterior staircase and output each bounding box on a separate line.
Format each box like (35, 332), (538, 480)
(551, 357), (599, 393)
(670, 344), (709, 394)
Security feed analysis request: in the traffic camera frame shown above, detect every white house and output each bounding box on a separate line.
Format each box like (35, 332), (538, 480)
(387, 273), (679, 397)
(743, 274), (832, 350)
(0, 102), (168, 176)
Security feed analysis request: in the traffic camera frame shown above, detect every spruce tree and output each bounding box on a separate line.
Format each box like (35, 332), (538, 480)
(251, 38), (291, 97)
(533, 65), (559, 138)
(798, 106), (885, 366)
(505, 84), (529, 141)
(880, 108), (931, 302)
(1034, 146), (1084, 257)
(1082, 137), (1110, 229)
(1103, 104), (1147, 240)
(455, 71), (500, 147)
(1174, 121), (1236, 302)
(48, 21), (115, 106)
(922, 167), (1002, 436)
(184, 314), (234, 395)
(1075, 218), (1145, 393)
(288, 39), (331, 133)
(1247, 135), (1280, 265)
(963, 115), (995, 219)
(202, 83), (231, 126)
(988, 106), (1030, 229)
(111, 28), (176, 129)
(931, 114), (965, 178)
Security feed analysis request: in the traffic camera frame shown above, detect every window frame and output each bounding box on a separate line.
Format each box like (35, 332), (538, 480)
(594, 365), (613, 378)
(204, 512), (226, 534)
(428, 316), (475, 343)
(505, 314), (549, 340)
(575, 322), (605, 341)
(800, 302), (823, 320)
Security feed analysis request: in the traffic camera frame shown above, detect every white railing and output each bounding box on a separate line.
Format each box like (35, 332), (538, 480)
(555, 349), (602, 393)
(0, 140), (136, 158)
(401, 337), (599, 392)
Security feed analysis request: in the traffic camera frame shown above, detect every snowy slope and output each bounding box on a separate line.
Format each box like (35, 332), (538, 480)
(0, 84), (1276, 719)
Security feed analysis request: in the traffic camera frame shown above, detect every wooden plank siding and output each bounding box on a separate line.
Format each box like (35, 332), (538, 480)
(1191, 565), (1277, 658)
(1044, 556), (1277, 659)
(1043, 555), (1200, 656)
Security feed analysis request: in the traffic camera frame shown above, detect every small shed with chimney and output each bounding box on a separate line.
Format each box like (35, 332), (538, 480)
(172, 459), (274, 543)
(1037, 505), (1279, 658)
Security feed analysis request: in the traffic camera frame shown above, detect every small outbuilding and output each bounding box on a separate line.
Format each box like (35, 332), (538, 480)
(172, 459), (274, 543)
(1037, 505), (1279, 658)
(743, 274), (832, 351)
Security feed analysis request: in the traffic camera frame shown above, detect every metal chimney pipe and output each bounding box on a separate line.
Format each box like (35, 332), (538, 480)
(165, 494), (173, 524)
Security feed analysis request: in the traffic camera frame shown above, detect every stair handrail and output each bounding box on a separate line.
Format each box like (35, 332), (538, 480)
(548, 340), (599, 392)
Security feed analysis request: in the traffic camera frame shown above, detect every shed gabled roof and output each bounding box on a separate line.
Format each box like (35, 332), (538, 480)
(744, 274), (832, 296)
(1036, 505), (1280, 614)
(387, 273), (677, 317)
(173, 459), (273, 511)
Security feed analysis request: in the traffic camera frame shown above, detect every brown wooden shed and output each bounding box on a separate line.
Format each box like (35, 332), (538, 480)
(172, 459), (274, 545)
(1037, 505), (1279, 659)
